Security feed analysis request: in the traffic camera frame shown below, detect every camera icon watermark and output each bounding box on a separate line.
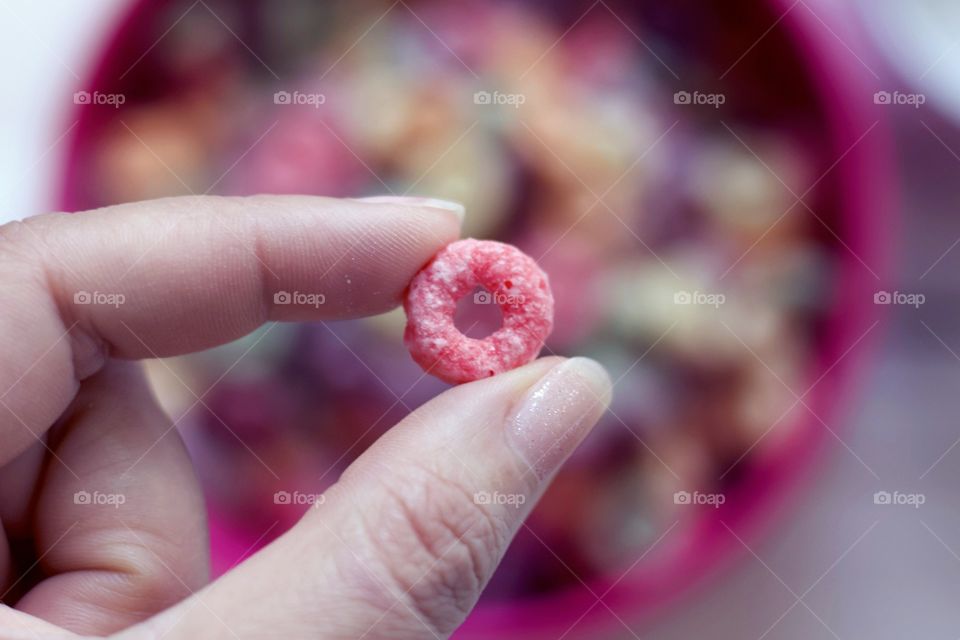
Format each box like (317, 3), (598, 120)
(873, 290), (924, 309)
(73, 290), (125, 308)
(473, 289), (526, 307)
(873, 490), (925, 508)
(273, 490), (325, 508)
(473, 491), (526, 507)
(673, 290), (725, 309)
(473, 90), (526, 109)
(73, 90), (126, 109)
(274, 90), (326, 108)
(673, 90), (725, 109)
(274, 290), (326, 308)
(673, 490), (726, 508)
(73, 490), (127, 508)
(873, 90), (925, 109)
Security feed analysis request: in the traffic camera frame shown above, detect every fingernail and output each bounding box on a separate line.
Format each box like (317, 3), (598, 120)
(354, 196), (465, 223)
(507, 357), (612, 480)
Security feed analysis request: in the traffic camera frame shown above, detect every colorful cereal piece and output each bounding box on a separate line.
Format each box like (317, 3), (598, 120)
(403, 239), (554, 384)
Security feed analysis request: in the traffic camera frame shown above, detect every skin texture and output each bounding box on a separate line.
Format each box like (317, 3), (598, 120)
(0, 195), (611, 639)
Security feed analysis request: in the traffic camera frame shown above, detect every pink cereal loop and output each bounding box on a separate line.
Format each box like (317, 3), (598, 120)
(403, 239), (555, 384)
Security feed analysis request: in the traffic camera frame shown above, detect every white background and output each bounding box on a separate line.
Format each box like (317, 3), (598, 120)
(0, 0), (126, 223)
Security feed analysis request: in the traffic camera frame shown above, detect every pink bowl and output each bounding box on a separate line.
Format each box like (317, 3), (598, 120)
(57, 0), (895, 637)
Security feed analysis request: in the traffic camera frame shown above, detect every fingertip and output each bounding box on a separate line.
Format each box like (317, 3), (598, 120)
(506, 356), (612, 480)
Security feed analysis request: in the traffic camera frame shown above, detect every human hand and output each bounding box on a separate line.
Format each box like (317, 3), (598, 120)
(0, 195), (611, 639)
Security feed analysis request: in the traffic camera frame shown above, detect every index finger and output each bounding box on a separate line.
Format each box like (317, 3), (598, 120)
(0, 194), (461, 463)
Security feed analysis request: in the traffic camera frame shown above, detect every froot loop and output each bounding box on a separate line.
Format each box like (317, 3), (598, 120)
(404, 239), (554, 384)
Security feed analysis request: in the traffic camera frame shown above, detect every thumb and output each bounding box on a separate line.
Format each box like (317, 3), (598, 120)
(133, 356), (611, 640)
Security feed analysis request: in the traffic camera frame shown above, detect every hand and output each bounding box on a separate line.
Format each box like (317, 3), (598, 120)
(0, 195), (611, 639)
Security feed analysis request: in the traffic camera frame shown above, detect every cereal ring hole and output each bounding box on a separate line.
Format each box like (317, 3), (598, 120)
(454, 285), (504, 339)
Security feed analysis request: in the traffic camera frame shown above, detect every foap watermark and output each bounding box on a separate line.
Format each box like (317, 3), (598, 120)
(674, 290), (725, 309)
(274, 290), (326, 308)
(673, 490), (725, 508)
(473, 90), (526, 109)
(474, 290), (526, 306)
(74, 290), (125, 308)
(874, 290), (925, 308)
(473, 491), (526, 507)
(73, 90), (126, 108)
(74, 490), (126, 508)
(273, 490), (325, 508)
(673, 90), (725, 109)
(873, 90), (925, 109)
(274, 90), (326, 108)
(873, 490), (925, 509)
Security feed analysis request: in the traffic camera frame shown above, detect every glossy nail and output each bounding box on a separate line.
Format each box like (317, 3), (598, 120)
(507, 357), (612, 480)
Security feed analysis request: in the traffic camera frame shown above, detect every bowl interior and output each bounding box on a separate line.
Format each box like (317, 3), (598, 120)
(59, 0), (889, 637)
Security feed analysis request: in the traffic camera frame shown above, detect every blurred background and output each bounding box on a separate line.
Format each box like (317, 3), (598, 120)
(1, 0), (959, 638)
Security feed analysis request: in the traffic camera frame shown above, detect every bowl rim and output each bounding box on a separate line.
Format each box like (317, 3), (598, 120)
(56, 0), (897, 637)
